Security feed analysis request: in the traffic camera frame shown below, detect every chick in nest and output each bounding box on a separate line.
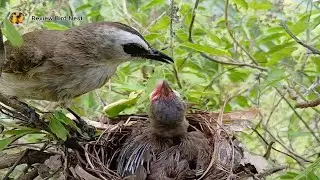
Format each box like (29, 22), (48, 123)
(117, 80), (212, 180)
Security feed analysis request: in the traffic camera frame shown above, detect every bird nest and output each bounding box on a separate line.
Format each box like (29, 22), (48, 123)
(66, 109), (278, 180)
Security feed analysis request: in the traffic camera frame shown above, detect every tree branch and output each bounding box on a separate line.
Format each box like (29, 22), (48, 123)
(280, 21), (320, 55)
(296, 98), (320, 108)
(257, 166), (287, 178)
(200, 53), (267, 71)
(251, 128), (310, 167)
(275, 87), (320, 144)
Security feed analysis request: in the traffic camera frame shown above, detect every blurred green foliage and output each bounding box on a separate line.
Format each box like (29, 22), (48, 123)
(0, 0), (319, 179)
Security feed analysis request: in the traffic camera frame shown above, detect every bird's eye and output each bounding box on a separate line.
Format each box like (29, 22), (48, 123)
(123, 43), (148, 56)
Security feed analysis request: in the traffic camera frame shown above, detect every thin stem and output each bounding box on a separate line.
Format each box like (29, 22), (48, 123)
(188, 0), (200, 43)
(170, 0), (182, 89)
(275, 87), (320, 143)
(224, 0), (259, 65)
(200, 53), (267, 71)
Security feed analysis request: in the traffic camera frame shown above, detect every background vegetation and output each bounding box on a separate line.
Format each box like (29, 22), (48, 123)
(0, 0), (319, 179)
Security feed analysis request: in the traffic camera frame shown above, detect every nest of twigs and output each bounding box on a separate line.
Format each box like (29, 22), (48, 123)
(0, 107), (286, 179)
(67, 110), (276, 180)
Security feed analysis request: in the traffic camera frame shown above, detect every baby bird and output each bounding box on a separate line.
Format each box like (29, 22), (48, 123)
(148, 80), (189, 138)
(117, 80), (212, 180)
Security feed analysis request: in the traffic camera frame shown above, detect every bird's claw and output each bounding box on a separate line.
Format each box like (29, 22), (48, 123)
(13, 100), (40, 126)
(66, 108), (96, 140)
(78, 120), (96, 140)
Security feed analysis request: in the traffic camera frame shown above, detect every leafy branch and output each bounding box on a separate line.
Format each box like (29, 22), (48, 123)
(187, 0), (266, 71)
(225, 0), (259, 65)
(275, 87), (320, 144)
(280, 21), (320, 55)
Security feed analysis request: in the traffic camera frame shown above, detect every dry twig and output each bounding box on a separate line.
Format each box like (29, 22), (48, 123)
(296, 98), (320, 108)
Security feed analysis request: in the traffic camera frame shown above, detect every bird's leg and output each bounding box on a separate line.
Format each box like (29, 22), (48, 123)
(66, 107), (96, 140)
(66, 108), (85, 125)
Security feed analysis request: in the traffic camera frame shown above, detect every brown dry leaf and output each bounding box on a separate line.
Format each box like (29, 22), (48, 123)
(45, 155), (62, 172)
(222, 108), (259, 132)
(222, 108), (260, 122)
(225, 120), (252, 132)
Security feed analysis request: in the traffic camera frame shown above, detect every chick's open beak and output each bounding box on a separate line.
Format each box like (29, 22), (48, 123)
(144, 49), (174, 63)
(151, 80), (173, 101)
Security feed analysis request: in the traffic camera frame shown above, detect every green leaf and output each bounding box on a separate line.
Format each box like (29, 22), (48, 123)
(294, 158), (320, 180)
(150, 16), (170, 31)
(0, 136), (16, 150)
(49, 117), (68, 141)
(144, 33), (161, 42)
(261, 67), (288, 90)
(306, 172), (319, 180)
(139, 0), (164, 11)
(266, 47), (297, 66)
(193, 28), (206, 36)
(268, 42), (295, 54)
(176, 30), (189, 42)
(3, 18), (23, 47)
(209, 34), (222, 44)
(249, 1), (272, 10)
(82, 91), (96, 109)
(234, 0), (248, 9)
(280, 172), (299, 179)
(87, 10), (100, 17)
(180, 42), (231, 56)
(43, 22), (69, 30)
(0, 133), (31, 150)
(224, 103), (232, 112)
(266, 67), (286, 82)
(75, 4), (92, 12)
(3, 129), (40, 136)
(288, 21), (309, 35)
(53, 111), (81, 133)
(256, 33), (286, 44)
(104, 91), (142, 117)
(311, 57), (320, 71)
(235, 96), (249, 107)
(228, 70), (250, 82)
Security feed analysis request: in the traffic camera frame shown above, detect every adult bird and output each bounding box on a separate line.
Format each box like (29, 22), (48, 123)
(117, 80), (212, 180)
(0, 22), (173, 125)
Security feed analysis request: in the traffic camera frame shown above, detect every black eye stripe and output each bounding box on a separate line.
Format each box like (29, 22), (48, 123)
(123, 43), (148, 56)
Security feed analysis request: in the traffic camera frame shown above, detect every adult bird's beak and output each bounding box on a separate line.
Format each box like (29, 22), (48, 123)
(144, 49), (174, 63)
